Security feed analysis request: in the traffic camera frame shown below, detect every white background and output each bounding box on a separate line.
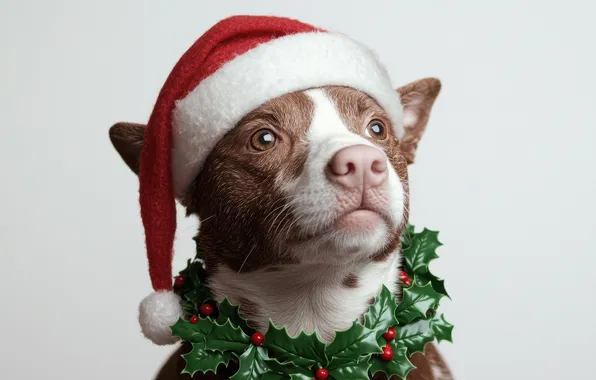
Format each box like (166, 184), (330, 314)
(1, 1), (595, 379)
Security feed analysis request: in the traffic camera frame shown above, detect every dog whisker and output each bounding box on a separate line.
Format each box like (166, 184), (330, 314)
(237, 244), (257, 274)
(199, 214), (216, 224)
(266, 196), (303, 237)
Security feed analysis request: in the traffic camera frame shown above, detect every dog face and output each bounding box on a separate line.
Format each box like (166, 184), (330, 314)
(110, 79), (441, 274)
(278, 88), (407, 264)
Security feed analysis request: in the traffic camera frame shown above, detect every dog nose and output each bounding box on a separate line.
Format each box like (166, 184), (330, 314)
(326, 145), (388, 189)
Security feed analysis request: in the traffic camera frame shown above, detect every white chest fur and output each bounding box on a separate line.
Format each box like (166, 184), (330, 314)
(209, 251), (400, 342)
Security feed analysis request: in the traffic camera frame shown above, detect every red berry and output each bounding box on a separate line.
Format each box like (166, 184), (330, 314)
(251, 332), (265, 346)
(174, 276), (185, 287)
(200, 303), (214, 316)
(383, 327), (396, 341)
(399, 271), (411, 287)
(315, 368), (329, 380)
(233, 359), (239, 365)
(380, 346), (394, 361)
(189, 315), (199, 324)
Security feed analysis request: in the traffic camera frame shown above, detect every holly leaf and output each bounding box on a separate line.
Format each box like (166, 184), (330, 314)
(363, 285), (398, 333)
(175, 255), (211, 314)
(230, 345), (270, 380)
(287, 375), (308, 380)
(171, 317), (215, 345)
(265, 322), (328, 367)
(184, 287), (212, 310)
(217, 298), (252, 334)
(204, 320), (251, 353)
(174, 259), (196, 299)
(430, 314), (454, 343)
(180, 298), (198, 316)
(415, 273), (450, 298)
(403, 228), (442, 275)
(177, 258), (193, 280)
(264, 359), (312, 380)
(326, 321), (382, 367)
(400, 224), (416, 249)
(430, 278), (448, 297)
(179, 257), (207, 289)
(181, 343), (235, 376)
(394, 319), (434, 355)
(260, 373), (289, 380)
(395, 282), (443, 324)
(369, 344), (415, 380)
(328, 357), (371, 380)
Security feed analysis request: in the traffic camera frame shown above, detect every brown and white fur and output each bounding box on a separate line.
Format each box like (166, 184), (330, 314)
(110, 78), (453, 379)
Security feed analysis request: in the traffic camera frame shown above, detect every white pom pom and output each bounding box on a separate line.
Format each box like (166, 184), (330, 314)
(138, 291), (183, 345)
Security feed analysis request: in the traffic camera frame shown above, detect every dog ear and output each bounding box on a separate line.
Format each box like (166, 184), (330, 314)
(109, 122), (146, 175)
(397, 78), (441, 164)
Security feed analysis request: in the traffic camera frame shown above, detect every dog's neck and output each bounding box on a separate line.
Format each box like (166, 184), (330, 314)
(207, 250), (401, 343)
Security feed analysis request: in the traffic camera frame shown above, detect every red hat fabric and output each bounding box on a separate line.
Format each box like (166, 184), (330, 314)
(137, 15), (403, 345)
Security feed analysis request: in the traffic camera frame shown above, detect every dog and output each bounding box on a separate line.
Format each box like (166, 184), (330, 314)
(110, 77), (453, 379)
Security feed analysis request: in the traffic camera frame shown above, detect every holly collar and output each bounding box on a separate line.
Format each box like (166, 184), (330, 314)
(171, 225), (453, 380)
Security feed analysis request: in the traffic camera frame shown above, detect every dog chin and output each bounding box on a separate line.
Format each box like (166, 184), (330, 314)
(327, 222), (389, 256)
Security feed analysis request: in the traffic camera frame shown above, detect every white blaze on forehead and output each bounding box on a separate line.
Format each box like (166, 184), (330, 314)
(305, 89), (376, 149)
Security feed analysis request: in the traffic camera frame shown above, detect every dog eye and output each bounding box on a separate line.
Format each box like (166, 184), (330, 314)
(249, 129), (277, 152)
(365, 120), (387, 140)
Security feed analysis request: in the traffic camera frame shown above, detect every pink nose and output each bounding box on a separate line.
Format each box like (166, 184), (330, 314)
(326, 145), (388, 189)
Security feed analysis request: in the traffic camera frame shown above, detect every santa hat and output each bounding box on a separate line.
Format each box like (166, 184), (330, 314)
(137, 15), (404, 345)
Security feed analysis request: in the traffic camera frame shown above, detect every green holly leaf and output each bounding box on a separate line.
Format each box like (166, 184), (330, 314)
(430, 314), (454, 343)
(328, 357), (371, 380)
(175, 254), (212, 315)
(179, 257), (207, 288)
(230, 345), (270, 380)
(181, 343), (235, 376)
(400, 224), (416, 249)
(415, 273), (450, 298)
(395, 282), (443, 324)
(217, 298), (252, 334)
(326, 321), (382, 367)
(403, 228), (442, 275)
(265, 322), (328, 367)
(171, 317), (215, 344)
(363, 285), (398, 333)
(394, 319), (434, 355)
(260, 373), (289, 380)
(287, 375), (309, 380)
(264, 359), (312, 380)
(204, 320), (251, 353)
(431, 278), (448, 297)
(174, 259), (195, 299)
(369, 344), (415, 380)
(184, 287), (212, 310)
(180, 298), (197, 316)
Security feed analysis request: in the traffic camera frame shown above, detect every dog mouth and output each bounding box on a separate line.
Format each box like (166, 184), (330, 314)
(333, 208), (384, 231)
(292, 206), (390, 243)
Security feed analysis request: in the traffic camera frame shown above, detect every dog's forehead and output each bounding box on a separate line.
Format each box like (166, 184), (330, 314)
(304, 89), (351, 138)
(253, 91), (314, 131)
(244, 86), (385, 135)
(325, 87), (388, 128)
